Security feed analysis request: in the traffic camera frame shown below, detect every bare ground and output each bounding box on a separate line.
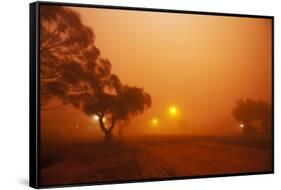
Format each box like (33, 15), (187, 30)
(40, 135), (272, 186)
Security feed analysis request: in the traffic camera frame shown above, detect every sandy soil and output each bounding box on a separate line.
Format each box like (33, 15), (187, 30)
(40, 135), (272, 186)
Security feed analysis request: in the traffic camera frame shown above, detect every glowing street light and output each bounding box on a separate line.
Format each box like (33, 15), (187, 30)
(240, 123), (244, 128)
(151, 118), (159, 126)
(169, 106), (178, 116)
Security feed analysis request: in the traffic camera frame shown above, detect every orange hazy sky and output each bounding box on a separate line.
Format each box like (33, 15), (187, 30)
(41, 6), (272, 138)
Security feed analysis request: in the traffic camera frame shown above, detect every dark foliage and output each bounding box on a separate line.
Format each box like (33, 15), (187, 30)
(40, 6), (152, 141)
(232, 99), (272, 136)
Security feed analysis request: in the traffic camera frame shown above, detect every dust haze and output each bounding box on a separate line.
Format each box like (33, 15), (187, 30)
(39, 5), (273, 186)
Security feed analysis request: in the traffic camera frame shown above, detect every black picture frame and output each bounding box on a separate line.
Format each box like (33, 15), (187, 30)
(30, 1), (274, 188)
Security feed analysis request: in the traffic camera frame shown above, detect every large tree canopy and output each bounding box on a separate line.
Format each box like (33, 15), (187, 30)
(40, 6), (152, 141)
(40, 5), (100, 107)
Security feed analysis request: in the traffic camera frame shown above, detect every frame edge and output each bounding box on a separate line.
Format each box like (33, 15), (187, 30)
(30, 1), (275, 188)
(29, 1), (40, 189)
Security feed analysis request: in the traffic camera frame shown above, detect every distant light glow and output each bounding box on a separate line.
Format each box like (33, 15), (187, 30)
(169, 106), (178, 116)
(92, 115), (106, 122)
(240, 123), (244, 128)
(152, 118), (159, 126)
(93, 115), (99, 121)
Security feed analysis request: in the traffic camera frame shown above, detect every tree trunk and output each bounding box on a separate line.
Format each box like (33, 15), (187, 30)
(104, 131), (113, 142)
(98, 114), (116, 143)
(118, 125), (124, 141)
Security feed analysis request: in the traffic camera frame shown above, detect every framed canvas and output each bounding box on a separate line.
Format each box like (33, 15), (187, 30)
(29, 1), (274, 188)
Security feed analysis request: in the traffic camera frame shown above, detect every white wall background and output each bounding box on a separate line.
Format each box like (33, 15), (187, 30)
(0, 0), (279, 189)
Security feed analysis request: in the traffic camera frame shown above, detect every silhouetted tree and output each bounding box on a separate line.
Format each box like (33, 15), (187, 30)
(40, 6), (152, 142)
(232, 99), (272, 136)
(40, 5), (100, 108)
(83, 85), (151, 142)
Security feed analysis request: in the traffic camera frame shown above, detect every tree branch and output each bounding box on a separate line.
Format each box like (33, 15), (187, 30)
(98, 116), (107, 133)
(41, 103), (66, 111)
(108, 117), (116, 133)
